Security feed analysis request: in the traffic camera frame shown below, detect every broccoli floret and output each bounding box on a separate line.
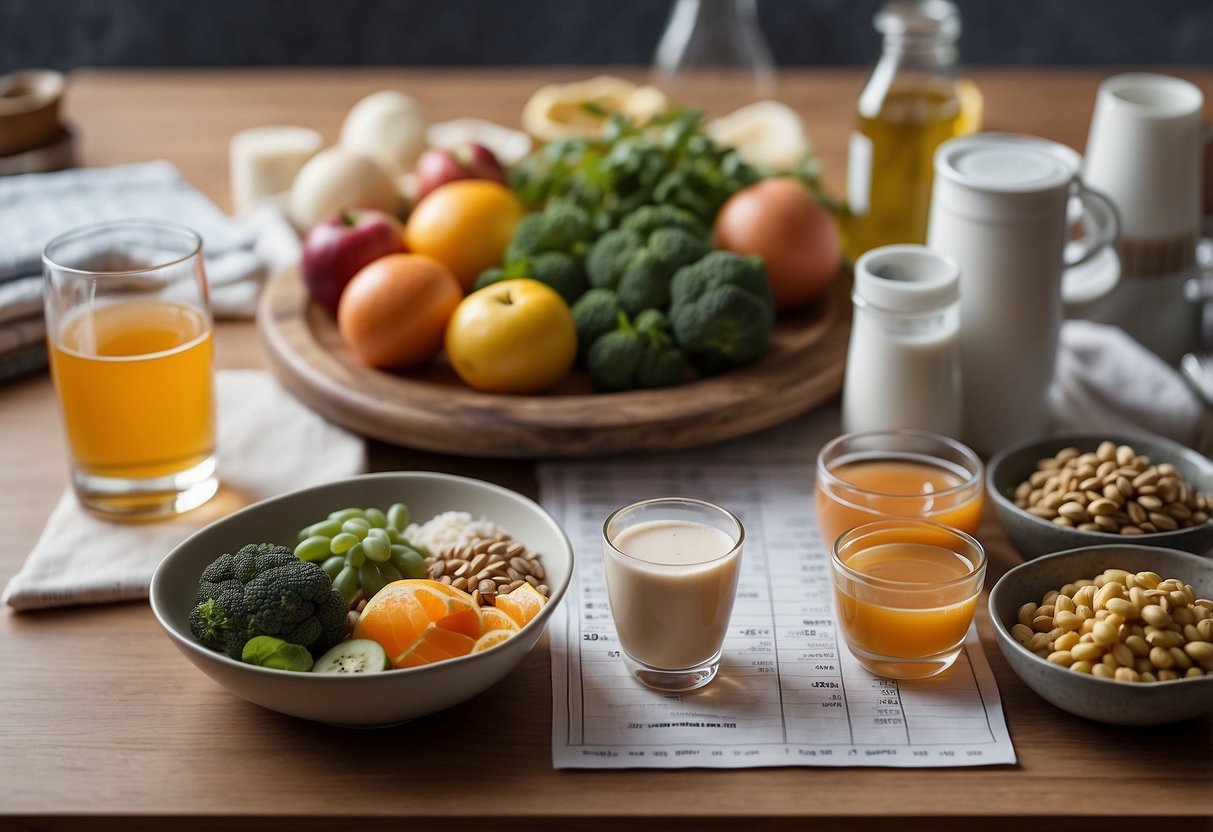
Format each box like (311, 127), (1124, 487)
(584, 219), (710, 316)
(586, 310), (686, 391)
(619, 204), (708, 240)
(571, 288), (624, 361)
(505, 202), (595, 262)
(473, 266), (507, 291)
(668, 251), (776, 374)
(188, 544), (350, 660)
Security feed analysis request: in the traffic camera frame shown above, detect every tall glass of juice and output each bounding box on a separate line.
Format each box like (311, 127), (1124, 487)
(815, 429), (983, 546)
(831, 519), (985, 679)
(43, 220), (218, 517)
(602, 497), (745, 693)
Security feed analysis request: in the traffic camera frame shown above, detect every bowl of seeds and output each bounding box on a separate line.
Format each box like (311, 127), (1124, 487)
(988, 544), (1213, 724)
(987, 434), (1213, 560)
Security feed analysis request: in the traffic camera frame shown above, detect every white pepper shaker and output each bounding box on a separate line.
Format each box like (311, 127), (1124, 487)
(842, 244), (962, 437)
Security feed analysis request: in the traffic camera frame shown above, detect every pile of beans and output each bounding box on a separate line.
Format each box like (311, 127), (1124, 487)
(1011, 568), (1213, 683)
(1013, 441), (1212, 535)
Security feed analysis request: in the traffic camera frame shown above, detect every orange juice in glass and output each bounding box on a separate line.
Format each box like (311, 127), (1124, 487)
(815, 429), (983, 546)
(831, 519), (985, 679)
(43, 221), (218, 517)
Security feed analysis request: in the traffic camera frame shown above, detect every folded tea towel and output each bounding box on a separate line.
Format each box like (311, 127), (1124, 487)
(1049, 320), (1210, 452)
(1, 369), (365, 612)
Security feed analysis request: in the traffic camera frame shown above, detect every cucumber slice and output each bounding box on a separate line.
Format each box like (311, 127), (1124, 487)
(312, 639), (392, 673)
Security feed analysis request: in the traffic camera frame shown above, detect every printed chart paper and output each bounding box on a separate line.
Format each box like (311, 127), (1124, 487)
(540, 414), (1016, 769)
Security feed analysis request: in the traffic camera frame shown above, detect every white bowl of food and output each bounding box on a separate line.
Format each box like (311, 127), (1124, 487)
(150, 472), (572, 726)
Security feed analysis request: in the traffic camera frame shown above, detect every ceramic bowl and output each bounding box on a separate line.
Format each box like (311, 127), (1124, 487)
(989, 544), (1213, 725)
(150, 472), (572, 726)
(987, 433), (1213, 560)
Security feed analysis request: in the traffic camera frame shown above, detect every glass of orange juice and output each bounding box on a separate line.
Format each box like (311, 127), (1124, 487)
(831, 519), (986, 679)
(815, 429), (983, 546)
(43, 220), (218, 518)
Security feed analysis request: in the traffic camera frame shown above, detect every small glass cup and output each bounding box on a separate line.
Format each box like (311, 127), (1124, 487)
(602, 497), (744, 692)
(43, 220), (218, 518)
(815, 429), (983, 546)
(831, 519), (986, 680)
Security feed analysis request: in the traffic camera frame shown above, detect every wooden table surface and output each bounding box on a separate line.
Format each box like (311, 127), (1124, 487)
(2, 67), (1211, 832)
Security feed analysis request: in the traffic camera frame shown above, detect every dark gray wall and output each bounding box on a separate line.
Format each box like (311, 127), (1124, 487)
(2, 0), (1210, 74)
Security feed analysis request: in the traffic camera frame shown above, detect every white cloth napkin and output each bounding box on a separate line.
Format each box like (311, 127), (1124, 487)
(2, 369), (365, 611)
(1049, 320), (1208, 449)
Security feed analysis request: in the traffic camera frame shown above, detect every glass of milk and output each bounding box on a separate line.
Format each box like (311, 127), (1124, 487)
(602, 497), (745, 692)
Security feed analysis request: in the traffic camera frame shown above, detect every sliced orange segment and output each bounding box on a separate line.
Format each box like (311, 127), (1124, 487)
(394, 624), (476, 668)
(472, 630), (514, 653)
(493, 583), (547, 628)
(479, 605), (521, 633)
(354, 579), (480, 665)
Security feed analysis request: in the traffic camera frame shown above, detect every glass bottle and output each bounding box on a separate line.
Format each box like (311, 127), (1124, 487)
(653, 0), (776, 98)
(845, 0), (972, 260)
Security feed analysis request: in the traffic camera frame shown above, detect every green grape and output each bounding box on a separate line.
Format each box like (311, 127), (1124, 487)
(342, 517), (372, 538)
(385, 527), (401, 544)
(329, 532), (360, 554)
(347, 542), (366, 568)
(390, 545), (428, 579)
(321, 555), (345, 579)
(387, 503), (410, 532)
(362, 536), (390, 563)
(365, 527), (392, 544)
(364, 507), (388, 528)
(359, 562), (388, 599)
(378, 562), (404, 583)
(298, 519), (343, 542)
(294, 535), (332, 563)
(332, 565), (360, 603)
(328, 507), (366, 523)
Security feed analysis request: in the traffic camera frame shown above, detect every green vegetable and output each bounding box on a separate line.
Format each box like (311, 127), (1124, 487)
(292, 504), (422, 604)
(188, 543), (350, 660)
(511, 108), (762, 229)
(668, 251), (776, 374)
(586, 309), (685, 392)
(241, 636), (314, 672)
(504, 201), (596, 262)
(584, 211), (709, 315)
(313, 639), (392, 674)
(570, 288), (624, 361)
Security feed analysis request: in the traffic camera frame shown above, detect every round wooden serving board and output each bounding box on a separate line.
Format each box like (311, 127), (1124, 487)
(257, 267), (851, 458)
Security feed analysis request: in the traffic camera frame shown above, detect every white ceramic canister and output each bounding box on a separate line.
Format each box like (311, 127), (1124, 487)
(842, 244), (962, 437)
(927, 133), (1118, 456)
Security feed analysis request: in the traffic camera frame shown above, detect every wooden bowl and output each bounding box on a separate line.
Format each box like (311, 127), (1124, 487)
(0, 69), (65, 157)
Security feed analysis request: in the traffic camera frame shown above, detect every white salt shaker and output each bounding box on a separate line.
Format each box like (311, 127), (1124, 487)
(842, 244), (962, 438)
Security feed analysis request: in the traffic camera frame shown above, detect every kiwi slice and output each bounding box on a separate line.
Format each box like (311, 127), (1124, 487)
(312, 639), (392, 673)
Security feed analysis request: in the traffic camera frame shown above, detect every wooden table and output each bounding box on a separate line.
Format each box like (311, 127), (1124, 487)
(2, 68), (1211, 832)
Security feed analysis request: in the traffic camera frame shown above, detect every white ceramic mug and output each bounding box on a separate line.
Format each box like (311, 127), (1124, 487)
(927, 133), (1119, 456)
(1079, 72), (1209, 363)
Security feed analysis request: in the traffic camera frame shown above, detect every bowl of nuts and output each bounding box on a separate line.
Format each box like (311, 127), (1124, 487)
(988, 545), (1213, 724)
(987, 434), (1213, 560)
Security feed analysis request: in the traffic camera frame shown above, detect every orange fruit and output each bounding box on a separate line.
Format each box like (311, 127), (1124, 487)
(472, 630), (514, 653)
(395, 625), (476, 668)
(404, 180), (523, 292)
(337, 253), (463, 369)
(353, 579), (482, 667)
(479, 605), (521, 633)
(493, 583), (547, 628)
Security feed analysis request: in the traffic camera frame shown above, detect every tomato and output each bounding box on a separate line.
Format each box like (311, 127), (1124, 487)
(404, 180), (523, 293)
(444, 279), (576, 393)
(713, 177), (842, 312)
(337, 253), (462, 369)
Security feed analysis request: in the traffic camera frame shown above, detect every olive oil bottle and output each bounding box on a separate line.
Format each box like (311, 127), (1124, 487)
(845, 0), (977, 260)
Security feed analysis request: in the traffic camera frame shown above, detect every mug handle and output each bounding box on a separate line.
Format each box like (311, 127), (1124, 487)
(1064, 183), (1119, 270)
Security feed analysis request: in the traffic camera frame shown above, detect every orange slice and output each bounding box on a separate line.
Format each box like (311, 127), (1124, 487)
(472, 630), (514, 653)
(394, 624), (476, 668)
(493, 583), (547, 628)
(354, 579), (481, 664)
(479, 605), (521, 633)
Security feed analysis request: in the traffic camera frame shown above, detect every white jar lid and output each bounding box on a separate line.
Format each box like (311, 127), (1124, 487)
(935, 133), (1079, 194)
(854, 244), (959, 313)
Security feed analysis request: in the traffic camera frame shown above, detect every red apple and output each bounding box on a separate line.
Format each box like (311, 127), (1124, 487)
(301, 209), (408, 316)
(414, 143), (506, 202)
